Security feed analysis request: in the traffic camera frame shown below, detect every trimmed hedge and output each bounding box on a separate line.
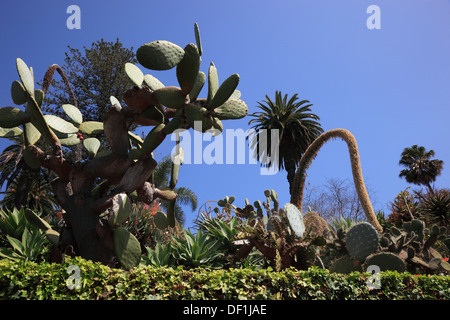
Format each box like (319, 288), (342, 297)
(0, 257), (449, 300)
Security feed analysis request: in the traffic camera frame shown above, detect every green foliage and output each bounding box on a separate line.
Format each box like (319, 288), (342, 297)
(0, 227), (48, 262)
(398, 145), (444, 191)
(1, 257), (450, 300)
(42, 39), (137, 122)
(0, 207), (33, 241)
(141, 242), (175, 267)
(171, 229), (225, 268)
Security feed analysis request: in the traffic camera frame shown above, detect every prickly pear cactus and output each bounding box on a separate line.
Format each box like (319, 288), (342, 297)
(329, 255), (363, 274)
(284, 203), (305, 238)
(0, 22), (248, 269)
(364, 252), (406, 272)
(345, 222), (379, 261)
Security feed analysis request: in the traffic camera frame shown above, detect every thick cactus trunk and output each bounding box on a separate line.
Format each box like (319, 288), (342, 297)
(290, 128), (383, 233)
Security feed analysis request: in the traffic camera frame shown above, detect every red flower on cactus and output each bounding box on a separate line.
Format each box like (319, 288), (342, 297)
(443, 257), (449, 262)
(56, 211), (63, 220)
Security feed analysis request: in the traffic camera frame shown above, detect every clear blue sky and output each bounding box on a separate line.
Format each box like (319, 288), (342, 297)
(1, 0), (449, 228)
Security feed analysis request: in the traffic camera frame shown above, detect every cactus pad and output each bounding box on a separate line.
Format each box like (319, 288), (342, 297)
(143, 74), (164, 91)
(153, 211), (168, 230)
(11, 80), (28, 105)
(114, 227), (142, 269)
(44, 115), (79, 134)
(16, 58), (34, 96)
(207, 62), (219, 103)
(284, 203), (305, 238)
(24, 122), (41, 145)
(79, 121), (104, 135)
(176, 43), (201, 95)
(330, 255), (363, 274)
(45, 229), (60, 246)
(208, 73), (240, 110)
(213, 99), (248, 120)
(124, 62), (144, 86)
(140, 123), (166, 156)
(0, 107), (30, 128)
(364, 252), (406, 272)
(62, 104), (83, 125)
(345, 222), (379, 261)
(153, 86), (187, 109)
(0, 127), (22, 138)
(137, 40), (184, 71)
(189, 71), (206, 101)
(83, 137), (100, 156)
(59, 134), (81, 147)
(194, 22), (203, 56)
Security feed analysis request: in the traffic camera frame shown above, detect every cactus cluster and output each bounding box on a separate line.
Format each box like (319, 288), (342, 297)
(216, 189), (325, 270)
(0, 23), (248, 269)
(326, 217), (450, 274)
(378, 220), (450, 273)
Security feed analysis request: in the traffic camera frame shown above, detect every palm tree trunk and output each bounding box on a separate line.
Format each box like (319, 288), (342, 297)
(284, 157), (297, 196)
(290, 128), (383, 233)
(13, 168), (33, 209)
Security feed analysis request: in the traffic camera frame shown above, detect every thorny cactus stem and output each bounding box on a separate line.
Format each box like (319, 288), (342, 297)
(290, 128), (383, 233)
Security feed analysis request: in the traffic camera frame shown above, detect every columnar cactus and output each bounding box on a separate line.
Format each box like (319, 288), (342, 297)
(0, 23), (248, 268)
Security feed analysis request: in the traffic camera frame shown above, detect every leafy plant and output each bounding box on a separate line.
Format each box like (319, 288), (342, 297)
(171, 229), (225, 268)
(0, 227), (48, 262)
(416, 189), (450, 227)
(0, 207), (32, 241)
(141, 242), (175, 267)
(232, 190), (326, 271)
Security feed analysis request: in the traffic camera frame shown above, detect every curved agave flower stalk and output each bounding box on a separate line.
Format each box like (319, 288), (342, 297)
(290, 128), (383, 233)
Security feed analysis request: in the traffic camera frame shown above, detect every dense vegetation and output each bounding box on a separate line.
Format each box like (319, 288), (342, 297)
(0, 23), (449, 300)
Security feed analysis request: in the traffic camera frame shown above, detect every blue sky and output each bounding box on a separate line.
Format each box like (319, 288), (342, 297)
(1, 0), (449, 228)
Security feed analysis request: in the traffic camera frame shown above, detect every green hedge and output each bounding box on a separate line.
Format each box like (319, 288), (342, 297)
(0, 257), (449, 300)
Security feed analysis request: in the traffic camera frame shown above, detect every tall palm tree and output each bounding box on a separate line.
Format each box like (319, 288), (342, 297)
(248, 91), (323, 195)
(399, 145), (444, 192)
(153, 155), (198, 225)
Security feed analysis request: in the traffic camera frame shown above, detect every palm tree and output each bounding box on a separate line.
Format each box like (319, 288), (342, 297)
(399, 145), (444, 192)
(248, 91), (323, 195)
(0, 137), (59, 213)
(153, 155), (198, 225)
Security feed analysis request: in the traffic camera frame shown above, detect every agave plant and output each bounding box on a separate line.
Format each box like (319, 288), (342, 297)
(0, 227), (48, 262)
(171, 229), (225, 268)
(416, 189), (450, 228)
(0, 207), (33, 242)
(141, 242), (175, 267)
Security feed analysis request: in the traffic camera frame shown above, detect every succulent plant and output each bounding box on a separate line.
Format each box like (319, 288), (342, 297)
(329, 255), (363, 274)
(364, 252), (406, 273)
(345, 222), (379, 261)
(284, 203), (305, 238)
(0, 23), (248, 269)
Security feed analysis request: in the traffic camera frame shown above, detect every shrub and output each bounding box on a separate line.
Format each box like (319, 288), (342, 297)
(1, 257), (449, 300)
